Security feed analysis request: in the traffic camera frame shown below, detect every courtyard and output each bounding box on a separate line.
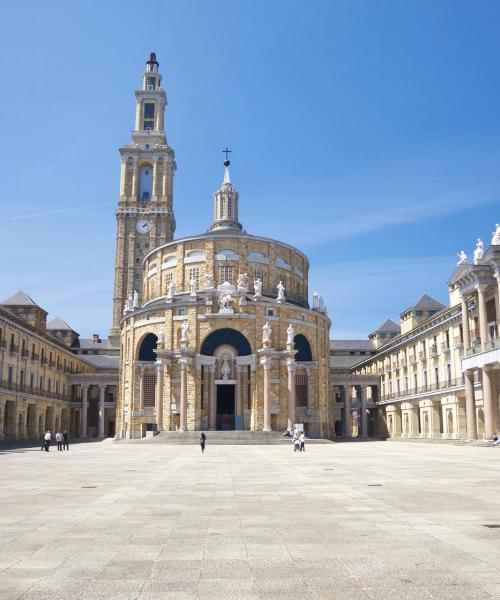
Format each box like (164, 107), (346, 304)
(0, 440), (500, 599)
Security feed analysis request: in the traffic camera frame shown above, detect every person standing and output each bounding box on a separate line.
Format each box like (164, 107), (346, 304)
(299, 432), (305, 452)
(55, 431), (63, 451)
(63, 430), (69, 451)
(200, 432), (206, 453)
(44, 430), (51, 452)
(293, 432), (300, 452)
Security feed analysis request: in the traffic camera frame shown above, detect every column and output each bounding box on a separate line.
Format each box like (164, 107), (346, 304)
(343, 384), (351, 437)
(119, 159), (127, 196)
(162, 164), (168, 198)
(131, 160), (139, 199)
(286, 359), (296, 432)
(208, 367), (216, 430)
(155, 362), (164, 431)
(477, 286), (489, 346)
(494, 269), (500, 335)
(235, 365), (243, 430)
(152, 159), (158, 199)
(482, 366), (495, 439)
(360, 385), (368, 439)
(81, 384), (88, 438)
(179, 359), (188, 432)
(139, 365), (145, 411)
(262, 358), (272, 432)
(460, 293), (471, 349)
(464, 369), (477, 439)
(98, 385), (105, 438)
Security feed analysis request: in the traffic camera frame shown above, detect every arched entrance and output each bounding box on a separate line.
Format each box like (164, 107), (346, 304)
(200, 328), (252, 430)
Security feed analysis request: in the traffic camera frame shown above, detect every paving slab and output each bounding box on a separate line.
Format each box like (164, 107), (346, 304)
(0, 440), (500, 599)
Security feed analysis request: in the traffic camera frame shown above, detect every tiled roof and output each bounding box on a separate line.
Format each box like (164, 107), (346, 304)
(75, 338), (116, 350)
(81, 355), (119, 369)
(402, 294), (446, 314)
(330, 355), (368, 369)
(374, 318), (400, 333)
(47, 317), (74, 331)
(329, 340), (375, 351)
(0, 291), (40, 306)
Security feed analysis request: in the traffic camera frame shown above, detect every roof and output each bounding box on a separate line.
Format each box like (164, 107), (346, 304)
(329, 340), (375, 351)
(46, 317), (75, 331)
(75, 338), (117, 350)
(374, 318), (400, 333)
(330, 355), (368, 370)
(0, 291), (40, 307)
(81, 355), (119, 369)
(402, 294), (446, 315)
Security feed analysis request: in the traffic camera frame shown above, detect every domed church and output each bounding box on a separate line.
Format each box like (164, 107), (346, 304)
(114, 54), (331, 438)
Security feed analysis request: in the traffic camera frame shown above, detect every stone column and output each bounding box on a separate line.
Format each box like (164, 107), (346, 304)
(460, 293), (471, 349)
(162, 164), (168, 198)
(360, 385), (368, 439)
(261, 358), (272, 432)
(81, 384), (88, 438)
(179, 359), (188, 432)
(208, 366), (216, 430)
(477, 286), (489, 346)
(495, 269), (500, 333)
(119, 159), (127, 196)
(286, 359), (296, 432)
(98, 384), (105, 438)
(343, 384), (351, 437)
(131, 160), (139, 199)
(152, 158), (158, 199)
(235, 365), (243, 429)
(482, 366), (495, 439)
(464, 369), (477, 439)
(155, 362), (164, 431)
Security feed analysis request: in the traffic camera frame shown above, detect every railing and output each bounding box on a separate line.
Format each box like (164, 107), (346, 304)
(0, 379), (70, 402)
(9, 345), (19, 354)
(31, 353), (39, 361)
(40, 356), (48, 365)
(21, 349), (30, 358)
(392, 361), (399, 370)
(463, 337), (500, 358)
(0, 340), (6, 349)
(379, 377), (464, 401)
(429, 345), (439, 357)
(453, 336), (463, 348)
(441, 343), (451, 354)
(418, 351), (427, 362)
(400, 359), (406, 368)
(408, 355), (416, 365)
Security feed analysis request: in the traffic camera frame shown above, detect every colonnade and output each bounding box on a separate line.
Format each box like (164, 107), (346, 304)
(71, 381), (116, 438)
(460, 285), (499, 439)
(339, 382), (376, 438)
(120, 157), (172, 201)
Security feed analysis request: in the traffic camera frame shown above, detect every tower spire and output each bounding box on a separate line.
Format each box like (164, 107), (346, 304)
(210, 150), (242, 232)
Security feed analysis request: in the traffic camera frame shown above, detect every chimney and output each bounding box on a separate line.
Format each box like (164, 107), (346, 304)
(92, 334), (101, 344)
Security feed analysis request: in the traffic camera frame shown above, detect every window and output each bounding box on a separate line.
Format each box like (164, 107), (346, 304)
(146, 76), (156, 89)
(165, 271), (173, 288)
(8, 366), (13, 384)
(143, 372), (156, 407)
(295, 374), (308, 408)
(20, 370), (24, 385)
(188, 267), (200, 289)
(252, 268), (264, 285)
(30, 373), (34, 389)
(143, 103), (155, 130)
(218, 265), (234, 284)
(39, 376), (43, 390)
(266, 308), (275, 317)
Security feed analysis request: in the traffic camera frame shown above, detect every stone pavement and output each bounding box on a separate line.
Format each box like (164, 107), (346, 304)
(1, 440), (500, 599)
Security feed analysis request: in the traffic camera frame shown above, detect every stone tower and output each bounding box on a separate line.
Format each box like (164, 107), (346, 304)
(110, 53), (176, 340)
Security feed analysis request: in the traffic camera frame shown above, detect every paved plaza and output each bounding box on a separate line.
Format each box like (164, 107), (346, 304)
(1, 441), (500, 599)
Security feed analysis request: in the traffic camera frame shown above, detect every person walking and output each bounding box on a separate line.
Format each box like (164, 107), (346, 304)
(200, 432), (206, 453)
(299, 432), (305, 452)
(55, 431), (63, 451)
(44, 430), (51, 452)
(293, 432), (300, 452)
(63, 430), (69, 451)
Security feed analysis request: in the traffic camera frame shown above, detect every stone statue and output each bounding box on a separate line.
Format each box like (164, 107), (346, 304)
(312, 292), (326, 313)
(262, 321), (272, 345)
(189, 277), (197, 297)
(473, 238), (484, 264)
(158, 327), (165, 344)
(220, 357), (231, 380)
(180, 320), (189, 343)
(127, 294), (133, 311)
(276, 280), (286, 302)
(287, 323), (295, 345)
(237, 272), (249, 291)
(205, 273), (214, 289)
(219, 290), (233, 311)
(123, 299), (130, 315)
(132, 290), (140, 309)
(457, 250), (468, 266)
(492, 224), (500, 246)
(253, 277), (263, 298)
(166, 281), (176, 300)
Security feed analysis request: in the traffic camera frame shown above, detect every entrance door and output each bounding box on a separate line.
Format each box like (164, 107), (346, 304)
(216, 385), (235, 430)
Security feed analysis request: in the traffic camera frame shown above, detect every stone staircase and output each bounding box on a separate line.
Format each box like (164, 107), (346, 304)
(117, 430), (334, 445)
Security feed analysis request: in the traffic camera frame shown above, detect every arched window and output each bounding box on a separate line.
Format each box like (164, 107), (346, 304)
(294, 334), (313, 362)
(138, 165), (153, 203)
(137, 333), (158, 361)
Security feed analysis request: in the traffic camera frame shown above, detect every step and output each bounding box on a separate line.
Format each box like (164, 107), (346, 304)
(116, 430), (334, 445)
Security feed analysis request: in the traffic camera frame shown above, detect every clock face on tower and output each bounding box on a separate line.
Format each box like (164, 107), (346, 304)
(136, 219), (151, 234)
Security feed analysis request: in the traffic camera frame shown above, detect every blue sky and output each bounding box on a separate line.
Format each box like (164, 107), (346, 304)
(0, 0), (499, 339)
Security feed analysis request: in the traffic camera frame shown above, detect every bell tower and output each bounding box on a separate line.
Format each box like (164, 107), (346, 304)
(110, 53), (176, 340)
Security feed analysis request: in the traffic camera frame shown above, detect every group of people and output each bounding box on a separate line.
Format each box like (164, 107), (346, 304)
(41, 430), (69, 452)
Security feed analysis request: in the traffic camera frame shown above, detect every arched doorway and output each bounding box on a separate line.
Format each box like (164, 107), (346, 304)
(137, 333), (158, 361)
(200, 328), (252, 430)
